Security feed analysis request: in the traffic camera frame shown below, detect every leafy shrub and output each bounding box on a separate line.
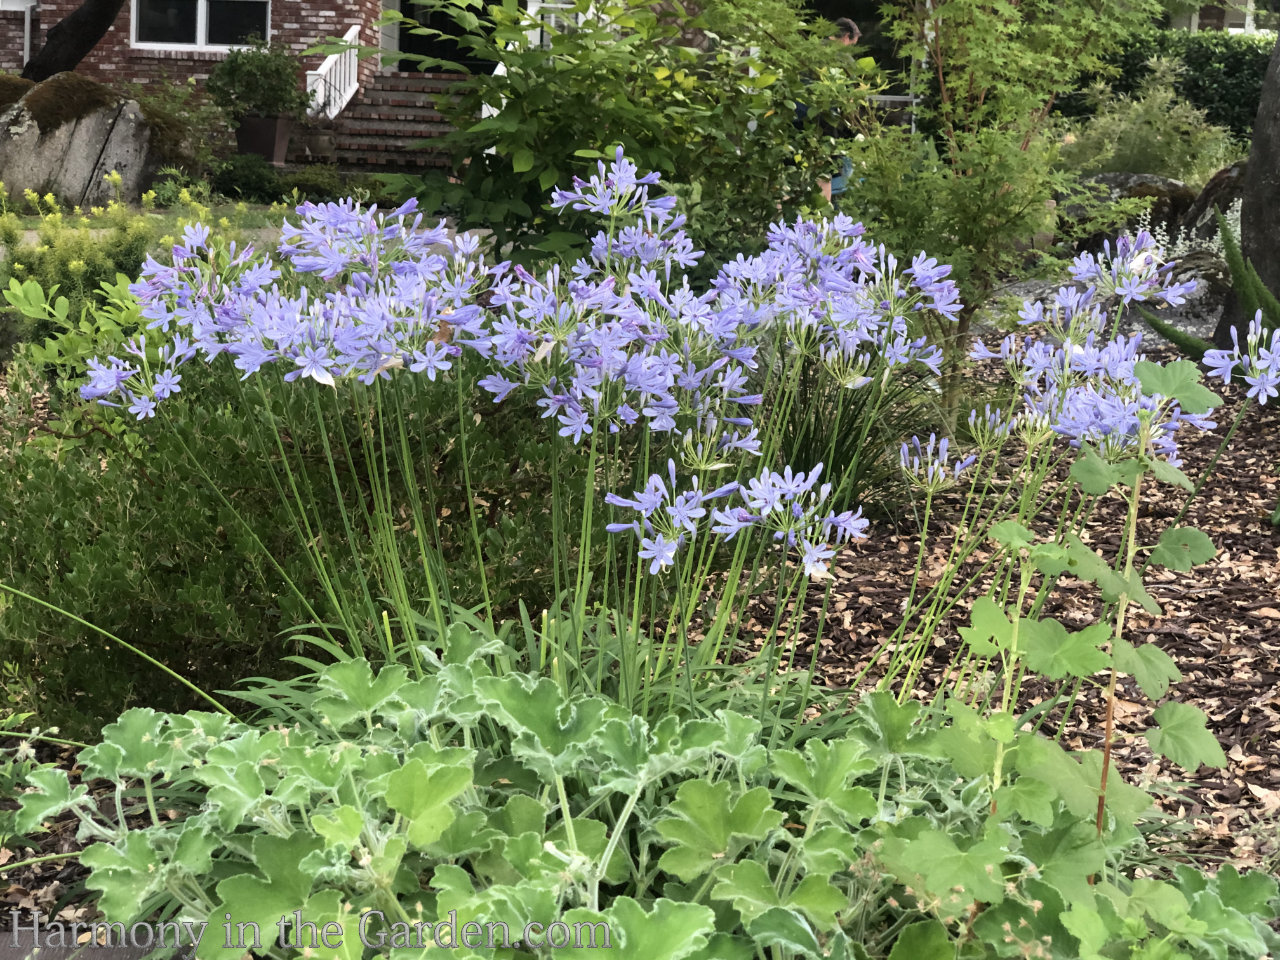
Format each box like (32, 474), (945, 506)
(1059, 28), (1275, 138)
(122, 76), (232, 175)
(205, 37), (312, 122)
(278, 165), (362, 203)
(386, 0), (874, 270)
(1058, 59), (1245, 189)
(213, 154), (283, 202)
(149, 165), (216, 208)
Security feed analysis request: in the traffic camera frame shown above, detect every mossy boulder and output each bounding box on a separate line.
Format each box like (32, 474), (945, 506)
(0, 72), (158, 206)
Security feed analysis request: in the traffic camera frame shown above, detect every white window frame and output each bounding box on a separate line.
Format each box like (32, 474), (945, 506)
(130, 0), (271, 53)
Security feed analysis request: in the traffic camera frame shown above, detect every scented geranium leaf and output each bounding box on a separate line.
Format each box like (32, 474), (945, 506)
(385, 757), (472, 847)
(959, 596), (1014, 657)
(1113, 638), (1181, 699)
(1146, 457), (1194, 491)
(1129, 878), (1208, 937)
(474, 674), (618, 777)
(313, 804), (365, 850)
(771, 739), (876, 824)
(702, 711), (768, 779)
(1214, 863), (1279, 915)
(1189, 890), (1270, 958)
(1147, 702), (1227, 771)
(592, 714), (723, 795)
(1061, 903), (1121, 960)
(201, 834), (323, 960)
(1076, 751), (1153, 827)
(711, 861), (845, 930)
(799, 825), (859, 875)
(887, 920), (952, 960)
(1070, 445), (1124, 495)
(990, 521), (1035, 551)
(80, 834), (163, 921)
(877, 826), (1010, 905)
(97, 708), (172, 776)
(1014, 736), (1098, 820)
(974, 879), (1072, 959)
(1029, 542), (1071, 576)
(1022, 619), (1111, 680)
(198, 761), (267, 832)
(747, 909), (822, 956)
(995, 777), (1057, 828)
(655, 782), (783, 882)
(297, 890), (362, 960)
(1149, 526), (1216, 571)
(936, 699), (997, 779)
(851, 691), (938, 758)
(314, 659), (409, 729)
(1134, 359), (1220, 414)
(589, 898), (714, 960)
(15, 767), (89, 832)
(1020, 819), (1106, 907)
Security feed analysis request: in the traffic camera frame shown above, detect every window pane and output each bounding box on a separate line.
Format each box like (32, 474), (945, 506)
(207, 1), (270, 45)
(136, 0), (197, 43)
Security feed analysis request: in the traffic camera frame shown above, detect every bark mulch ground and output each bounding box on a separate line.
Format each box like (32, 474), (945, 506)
(751, 372), (1280, 875)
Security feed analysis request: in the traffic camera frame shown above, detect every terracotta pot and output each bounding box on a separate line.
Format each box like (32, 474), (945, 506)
(299, 129), (338, 163)
(235, 115), (293, 166)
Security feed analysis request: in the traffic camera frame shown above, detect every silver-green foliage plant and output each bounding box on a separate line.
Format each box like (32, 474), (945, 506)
(1057, 58), (1244, 190)
(13, 634), (1279, 959)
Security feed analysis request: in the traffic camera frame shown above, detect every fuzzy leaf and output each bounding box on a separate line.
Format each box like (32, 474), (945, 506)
(15, 767), (89, 833)
(80, 834), (164, 922)
(887, 920), (952, 960)
(959, 596), (1014, 657)
(655, 782), (782, 881)
(1134, 359), (1220, 414)
(385, 757), (472, 847)
(603, 898), (716, 960)
(1021, 619), (1111, 680)
(1147, 702), (1227, 771)
(747, 909), (822, 956)
(711, 861), (845, 929)
(770, 739), (876, 824)
(1149, 526), (1216, 571)
(1113, 639), (1181, 699)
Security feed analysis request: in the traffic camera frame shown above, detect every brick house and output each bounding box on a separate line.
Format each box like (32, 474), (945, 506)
(0, 0), (492, 169)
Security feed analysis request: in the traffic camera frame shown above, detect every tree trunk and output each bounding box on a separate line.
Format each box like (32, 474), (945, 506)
(1214, 33), (1280, 347)
(20, 0), (127, 83)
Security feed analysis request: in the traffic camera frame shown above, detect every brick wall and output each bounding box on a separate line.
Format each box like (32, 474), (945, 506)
(0, 9), (32, 72)
(35, 0), (382, 90)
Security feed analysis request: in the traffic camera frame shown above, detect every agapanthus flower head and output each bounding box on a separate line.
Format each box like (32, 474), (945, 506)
(899, 433), (977, 492)
(1203, 311), (1280, 405)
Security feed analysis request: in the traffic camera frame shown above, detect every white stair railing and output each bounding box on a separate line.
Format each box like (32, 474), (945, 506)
(306, 25), (362, 120)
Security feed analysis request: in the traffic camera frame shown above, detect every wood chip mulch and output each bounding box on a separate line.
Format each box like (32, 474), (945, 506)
(752, 369), (1280, 874)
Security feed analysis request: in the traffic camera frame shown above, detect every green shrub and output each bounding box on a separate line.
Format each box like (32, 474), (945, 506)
(213, 153), (284, 202)
(122, 75), (232, 175)
(279, 165), (363, 203)
(1057, 59), (1245, 188)
(389, 0), (875, 270)
(205, 37), (312, 122)
(1060, 28), (1275, 138)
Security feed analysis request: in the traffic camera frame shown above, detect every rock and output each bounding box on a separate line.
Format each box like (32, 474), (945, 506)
(0, 72), (158, 208)
(1084, 172), (1198, 239)
(1179, 161), (1246, 241)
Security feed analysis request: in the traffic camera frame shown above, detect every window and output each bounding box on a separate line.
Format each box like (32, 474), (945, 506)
(133, 0), (269, 48)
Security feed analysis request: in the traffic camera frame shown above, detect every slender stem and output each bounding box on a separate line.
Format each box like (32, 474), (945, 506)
(0, 584), (233, 716)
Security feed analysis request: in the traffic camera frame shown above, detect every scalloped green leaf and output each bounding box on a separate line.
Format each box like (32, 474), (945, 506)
(1147, 702), (1227, 771)
(1149, 526), (1216, 571)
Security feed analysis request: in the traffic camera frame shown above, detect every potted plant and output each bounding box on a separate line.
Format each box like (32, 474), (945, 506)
(206, 37), (313, 166)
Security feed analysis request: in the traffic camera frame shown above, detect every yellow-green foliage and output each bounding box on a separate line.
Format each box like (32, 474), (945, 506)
(0, 182), (156, 343)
